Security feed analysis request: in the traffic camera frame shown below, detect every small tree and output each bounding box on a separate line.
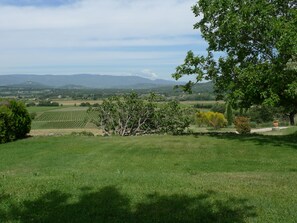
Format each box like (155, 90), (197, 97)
(92, 93), (190, 136)
(225, 102), (233, 126)
(95, 93), (154, 136)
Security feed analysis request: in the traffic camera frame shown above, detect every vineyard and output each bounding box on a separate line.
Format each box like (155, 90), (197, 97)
(32, 110), (99, 129)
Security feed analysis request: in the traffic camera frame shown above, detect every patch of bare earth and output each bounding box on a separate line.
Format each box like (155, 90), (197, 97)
(29, 128), (103, 136)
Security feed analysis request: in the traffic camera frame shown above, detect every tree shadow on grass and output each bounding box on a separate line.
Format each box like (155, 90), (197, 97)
(0, 186), (256, 223)
(191, 132), (297, 150)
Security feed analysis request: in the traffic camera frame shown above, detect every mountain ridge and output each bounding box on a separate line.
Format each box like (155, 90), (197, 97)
(0, 74), (183, 89)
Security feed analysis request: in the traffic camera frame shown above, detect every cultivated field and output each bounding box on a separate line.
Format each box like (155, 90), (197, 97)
(29, 106), (99, 130)
(180, 100), (224, 105)
(0, 130), (296, 222)
(27, 104), (295, 136)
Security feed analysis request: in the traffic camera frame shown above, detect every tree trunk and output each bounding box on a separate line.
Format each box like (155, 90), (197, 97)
(289, 112), (295, 125)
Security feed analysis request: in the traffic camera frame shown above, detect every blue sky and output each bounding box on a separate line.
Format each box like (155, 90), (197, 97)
(0, 0), (207, 80)
(0, 0), (78, 7)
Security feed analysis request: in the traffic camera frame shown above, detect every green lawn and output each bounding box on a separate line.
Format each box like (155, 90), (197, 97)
(0, 133), (296, 222)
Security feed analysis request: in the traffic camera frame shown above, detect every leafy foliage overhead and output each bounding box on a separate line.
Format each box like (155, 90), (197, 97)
(173, 0), (297, 124)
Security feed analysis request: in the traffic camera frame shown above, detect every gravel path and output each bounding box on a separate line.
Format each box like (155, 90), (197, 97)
(251, 127), (288, 133)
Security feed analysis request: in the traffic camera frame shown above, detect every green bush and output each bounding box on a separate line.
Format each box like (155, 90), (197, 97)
(196, 111), (227, 129)
(0, 105), (14, 143)
(247, 105), (275, 123)
(0, 99), (31, 143)
(80, 102), (91, 107)
(157, 101), (192, 135)
(211, 103), (226, 113)
(234, 116), (251, 134)
(195, 111), (206, 127)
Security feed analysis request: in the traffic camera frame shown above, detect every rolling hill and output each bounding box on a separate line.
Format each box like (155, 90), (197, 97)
(0, 74), (183, 89)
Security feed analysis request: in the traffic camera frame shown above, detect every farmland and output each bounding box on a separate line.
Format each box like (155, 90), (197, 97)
(27, 100), (220, 133)
(29, 107), (99, 130)
(27, 102), (295, 135)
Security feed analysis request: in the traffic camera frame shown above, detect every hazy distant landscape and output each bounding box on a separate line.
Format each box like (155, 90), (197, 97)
(0, 74), (184, 89)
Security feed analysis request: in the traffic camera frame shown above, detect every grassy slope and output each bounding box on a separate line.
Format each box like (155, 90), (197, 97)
(0, 134), (296, 222)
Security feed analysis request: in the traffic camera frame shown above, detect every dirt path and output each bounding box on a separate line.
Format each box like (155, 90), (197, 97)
(251, 127), (288, 133)
(30, 128), (103, 136)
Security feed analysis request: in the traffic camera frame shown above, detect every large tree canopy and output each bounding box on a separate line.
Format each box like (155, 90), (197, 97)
(173, 0), (297, 124)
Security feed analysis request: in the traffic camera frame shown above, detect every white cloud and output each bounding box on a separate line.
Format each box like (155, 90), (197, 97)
(0, 0), (199, 45)
(138, 69), (158, 80)
(0, 0), (205, 78)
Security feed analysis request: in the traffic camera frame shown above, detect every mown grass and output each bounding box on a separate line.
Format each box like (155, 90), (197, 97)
(0, 133), (296, 222)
